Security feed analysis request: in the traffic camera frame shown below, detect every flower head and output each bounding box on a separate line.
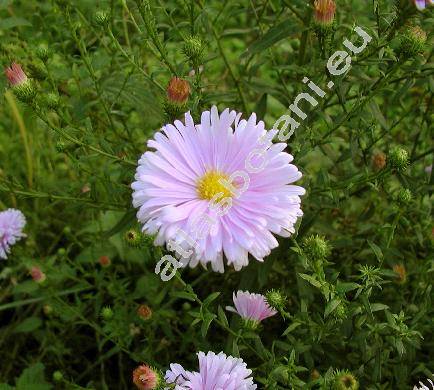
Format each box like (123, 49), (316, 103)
(4, 63), (36, 103)
(333, 370), (359, 390)
(226, 291), (277, 325)
(165, 351), (257, 389)
(98, 255), (111, 267)
(4, 63), (28, 86)
(131, 107), (305, 272)
(30, 266), (46, 283)
(393, 264), (407, 284)
(413, 0), (433, 10)
(167, 77), (191, 105)
(132, 365), (162, 390)
(314, 0), (336, 26)
(137, 304), (152, 320)
(0, 209), (26, 260)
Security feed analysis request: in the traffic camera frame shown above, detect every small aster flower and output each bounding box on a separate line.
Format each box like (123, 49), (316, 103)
(165, 351), (257, 389)
(4, 62), (28, 86)
(132, 364), (162, 390)
(414, 0), (433, 10)
(131, 107), (305, 272)
(413, 377), (434, 390)
(0, 209), (26, 260)
(226, 291), (277, 325)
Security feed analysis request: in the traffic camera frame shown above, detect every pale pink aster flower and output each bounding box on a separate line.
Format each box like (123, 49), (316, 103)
(0, 209), (26, 260)
(414, 0), (433, 10)
(132, 107), (305, 272)
(226, 291), (277, 323)
(413, 377), (434, 390)
(4, 63), (28, 86)
(165, 351), (257, 390)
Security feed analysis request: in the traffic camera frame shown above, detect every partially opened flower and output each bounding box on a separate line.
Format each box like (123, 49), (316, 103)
(4, 63), (28, 86)
(165, 351), (257, 389)
(132, 364), (162, 390)
(226, 291), (277, 325)
(132, 107), (305, 272)
(0, 209), (26, 260)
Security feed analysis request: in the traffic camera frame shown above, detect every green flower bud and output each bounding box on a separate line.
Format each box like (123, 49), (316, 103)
(28, 62), (47, 81)
(396, 188), (412, 205)
(302, 234), (331, 260)
(388, 147), (409, 171)
(35, 44), (50, 62)
(266, 289), (287, 311)
(52, 371), (63, 382)
(183, 35), (205, 66)
(43, 92), (60, 110)
(94, 10), (110, 27)
(13, 82), (37, 104)
(333, 370), (359, 390)
(399, 25), (427, 58)
(124, 229), (146, 247)
(101, 306), (113, 320)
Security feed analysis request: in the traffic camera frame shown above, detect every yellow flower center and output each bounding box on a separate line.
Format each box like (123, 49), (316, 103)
(196, 171), (232, 201)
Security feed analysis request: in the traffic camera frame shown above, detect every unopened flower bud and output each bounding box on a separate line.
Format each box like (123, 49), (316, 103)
(35, 44), (50, 62)
(265, 289), (287, 311)
(28, 62), (47, 81)
(393, 264), (407, 284)
(388, 147), (409, 171)
(167, 77), (190, 105)
(101, 306), (113, 320)
(132, 365), (162, 390)
(99, 255), (111, 267)
(302, 234), (331, 260)
(313, 0), (336, 27)
(183, 35), (205, 66)
(30, 266), (46, 283)
(125, 229), (145, 247)
(399, 25), (427, 58)
(333, 370), (359, 390)
(396, 188), (412, 205)
(372, 152), (386, 170)
(137, 304), (152, 320)
(43, 92), (60, 110)
(52, 371), (63, 382)
(94, 10), (110, 27)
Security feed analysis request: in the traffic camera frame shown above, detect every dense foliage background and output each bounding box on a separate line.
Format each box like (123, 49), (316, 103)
(0, 0), (432, 388)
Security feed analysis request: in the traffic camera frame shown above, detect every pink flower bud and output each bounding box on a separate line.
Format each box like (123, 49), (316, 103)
(4, 63), (28, 87)
(132, 365), (160, 390)
(314, 0), (336, 26)
(30, 266), (46, 283)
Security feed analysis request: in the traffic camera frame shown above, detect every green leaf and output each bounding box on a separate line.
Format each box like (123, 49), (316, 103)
(201, 313), (216, 338)
(324, 298), (341, 318)
(14, 317), (42, 333)
(16, 363), (51, 390)
(367, 240), (383, 262)
(242, 20), (300, 57)
(217, 306), (229, 327)
(170, 291), (197, 302)
(336, 282), (361, 294)
(203, 292), (221, 307)
(298, 273), (322, 288)
(370, 303), (389, 312)
(0, 384), (14, 390)
(0, 17), (31, 30)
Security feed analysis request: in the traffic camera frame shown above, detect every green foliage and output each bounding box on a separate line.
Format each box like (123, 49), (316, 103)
(0, 0), (433, 389)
